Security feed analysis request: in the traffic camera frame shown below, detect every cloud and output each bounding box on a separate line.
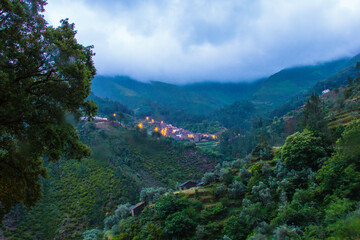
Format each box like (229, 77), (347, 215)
(44, 0), (360, 84)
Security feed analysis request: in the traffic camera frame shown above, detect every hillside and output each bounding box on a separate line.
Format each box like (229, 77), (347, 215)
(91, 57), (350, 116)
(251, 58), (349, 106)
(270, 54), (360, 118)
(0, 122), (218, 239)
(86, 75), (360, 240)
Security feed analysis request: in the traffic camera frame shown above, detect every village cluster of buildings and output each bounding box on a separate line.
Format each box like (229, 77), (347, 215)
(80, 115), (219, 142)
(138, 117), (218, 142)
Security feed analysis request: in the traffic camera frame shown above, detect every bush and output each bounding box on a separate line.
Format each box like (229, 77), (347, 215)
(83, 229), (101, 240)
(219, 168), (233, 185)
(202, 172), (216, 185)
(140, 187), (170, 204)
(164, 210), (197, 239)
(228, 180), (246, 199)
(115, 203), (131, 219)
(273, 225), (301, 240)
(104, 215), (118, 231)
(251, 182), (271, 206)
(238, 167), (251, 183)
(214, 185), (227, 199)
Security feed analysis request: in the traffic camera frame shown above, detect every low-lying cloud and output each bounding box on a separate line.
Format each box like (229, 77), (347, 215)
(44, 0), (360, 84)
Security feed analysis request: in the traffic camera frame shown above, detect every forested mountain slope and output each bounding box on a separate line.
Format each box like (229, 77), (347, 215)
(91, 57), (350, 115)
(0, 122), (218, 239)
(87, 73), (360, 240)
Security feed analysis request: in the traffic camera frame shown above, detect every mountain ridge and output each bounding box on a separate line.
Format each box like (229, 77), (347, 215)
(92, 56), (352, 115)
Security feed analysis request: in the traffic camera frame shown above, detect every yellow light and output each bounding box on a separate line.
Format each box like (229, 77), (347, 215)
(161, 128), (167, 136)
(161, 121), (164, 124)
(146, 117), (149, 120)
(188, 134), (194, 138)
(151, 119), (154, 123)
(113, 113), (116, 117)
(154, 127), (158, 132)
(138, 123), (143, 128)
(212, 135), (216, 139)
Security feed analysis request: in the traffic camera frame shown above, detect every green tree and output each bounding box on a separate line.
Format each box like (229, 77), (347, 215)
(0, 0), (97, 218)
(164, 209), (197, 239)
(281, 129), (327, 171)
(317, 120), (360, 199)
(299, 94), (329, 137)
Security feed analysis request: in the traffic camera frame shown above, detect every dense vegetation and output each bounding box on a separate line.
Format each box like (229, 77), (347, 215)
(2, 2), (360, 239)
(91, 58), (350, 116)
(90, 77), (360, 240)
(0, 0), (97, 219)
(0, 122), (218, 239)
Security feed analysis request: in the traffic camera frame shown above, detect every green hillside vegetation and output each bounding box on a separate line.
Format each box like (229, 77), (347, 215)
(88, 93), (134, 117)
(91, 79), (360, 240)
(271, 56), (360, 118)
(252, 58), (349, 106)
(0, 122), (218, 239)
(91, 57), (349, 117)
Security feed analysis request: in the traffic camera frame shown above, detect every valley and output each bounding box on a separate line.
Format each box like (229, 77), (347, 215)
(2, 2), (360, 238)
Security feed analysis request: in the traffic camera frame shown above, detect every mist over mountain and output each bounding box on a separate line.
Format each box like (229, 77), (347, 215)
(91, 56), (351, 115)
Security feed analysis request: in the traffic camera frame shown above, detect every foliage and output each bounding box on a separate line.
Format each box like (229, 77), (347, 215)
(82, 228), (101, 240)
(211, 100), (256, 129)
(88, 93), (133, 116)
(318, 120), (360, 199)
(0, 0), (97, 218)
(140, 187), (170, 204)
(281, 129), (327, 171)
(1, 122), (216, 239)
(4, 50), (360, 239)
(164, 209), (197, 239)
(298, 94), (329, 137)
(214, 185), (227, 199)
(228, 180), (246, 199)
(272, 225), (301, 240)
(202, 172), (216, 184)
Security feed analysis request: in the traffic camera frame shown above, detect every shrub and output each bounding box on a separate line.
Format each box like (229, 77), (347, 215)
(164, 210), (197, 239)
(228, 180), (246, 199)
(214, 185), (227, 199)
(238, 167), (251, 183)
(273, 225), (301, 240)
(140, 187), (170, 204)
(202, 172), (216, 185)
(82, 229), (101, 240)
(115, 203), (131, 219)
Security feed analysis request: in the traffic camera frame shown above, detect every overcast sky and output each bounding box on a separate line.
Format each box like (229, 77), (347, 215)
(44, 0), (360, 84)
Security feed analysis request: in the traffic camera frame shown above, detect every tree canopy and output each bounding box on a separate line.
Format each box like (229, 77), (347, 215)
(299, 94), (329, 137)
(281, 129), (327, 171)
(0, 0), (97, 218)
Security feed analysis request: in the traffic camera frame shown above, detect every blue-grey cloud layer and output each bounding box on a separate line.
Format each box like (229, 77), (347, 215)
(45, 0), (360, 83)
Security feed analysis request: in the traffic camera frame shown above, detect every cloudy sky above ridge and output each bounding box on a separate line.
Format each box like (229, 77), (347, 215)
(45, 0), (360, 84)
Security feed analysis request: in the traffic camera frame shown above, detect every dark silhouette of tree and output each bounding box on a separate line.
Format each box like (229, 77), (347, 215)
(0, 0), (97, 218)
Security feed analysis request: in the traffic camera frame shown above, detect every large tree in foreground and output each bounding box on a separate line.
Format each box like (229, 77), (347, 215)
(0, 0), (97, 218)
